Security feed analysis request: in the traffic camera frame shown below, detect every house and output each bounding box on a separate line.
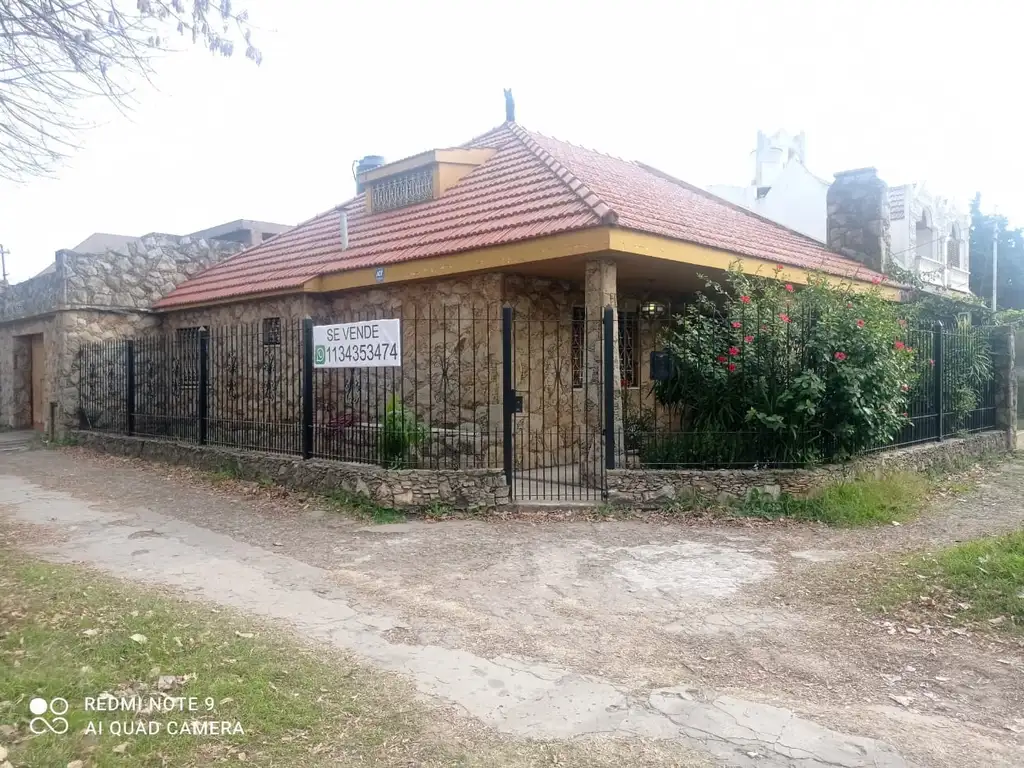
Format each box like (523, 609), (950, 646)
(709, 130), (971, 293)
(0, 216), (291, 433)
(132, 119), (897, 478)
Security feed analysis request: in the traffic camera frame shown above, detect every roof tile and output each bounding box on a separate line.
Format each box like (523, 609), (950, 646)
(156, 123), (884, 309)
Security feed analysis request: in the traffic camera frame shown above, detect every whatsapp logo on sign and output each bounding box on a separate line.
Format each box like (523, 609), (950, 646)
(314, 345), (326, 365)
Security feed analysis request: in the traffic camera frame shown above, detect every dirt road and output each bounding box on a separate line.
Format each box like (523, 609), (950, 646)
(2, 446), (1023, 767)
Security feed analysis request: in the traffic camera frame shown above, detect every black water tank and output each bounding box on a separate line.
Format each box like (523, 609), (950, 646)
(354, 155), (386, 193)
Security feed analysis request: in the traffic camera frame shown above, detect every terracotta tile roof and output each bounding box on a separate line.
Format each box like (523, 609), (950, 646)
(156, 123), (884, 309)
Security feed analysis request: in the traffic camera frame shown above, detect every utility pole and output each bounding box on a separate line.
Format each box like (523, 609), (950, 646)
(0, 244), (8, 284)
(992, 213), (999, 312)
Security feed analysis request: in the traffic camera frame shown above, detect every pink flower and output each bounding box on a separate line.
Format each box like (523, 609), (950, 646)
(775, 264), (785, 272)
(847, 302), (853, 309)
(900, 384), (909, 392)
(899, 319), (907, 327)
(731, 321), (742, 329)
(728, 346), (740, 356)
(928, 358), (935, 367)
(872, 276), (882, 285)
(717, 355), (727, 363)
(903, 412), (909, 418)
(907, 347), (914, 354)
(834, 351), (847, 361)
(728, 363), (737, 372)
(856, 319), (865, 328)
(785, 283), (794, 292)
(744, 335), (754, 343)
(894, 340), (905, 350)
(740, 295), (751, 304)
(779, 313), (791, 323)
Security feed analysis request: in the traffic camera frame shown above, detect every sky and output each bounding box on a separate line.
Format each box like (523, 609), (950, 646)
(0, 0), (1019, 283)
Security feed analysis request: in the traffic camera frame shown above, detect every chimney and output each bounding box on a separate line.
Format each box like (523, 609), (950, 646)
(826, 167), (891, 274)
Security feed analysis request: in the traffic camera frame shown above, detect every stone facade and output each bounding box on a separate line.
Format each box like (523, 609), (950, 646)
(0, 235), (241, 433)
(72, 431), (508, 509)
(607, 430), (1009, 506)
(60, 236), (242, 310)
(826, 167), (891, 274)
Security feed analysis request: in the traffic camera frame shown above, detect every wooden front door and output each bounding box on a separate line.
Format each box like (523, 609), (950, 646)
(30, 334), (45, 431)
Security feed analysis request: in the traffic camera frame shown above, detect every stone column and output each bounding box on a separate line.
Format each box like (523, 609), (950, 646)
(992, 325), (1017, 451)
(826, 167), (891, 274)
(581, 259), (623, 481)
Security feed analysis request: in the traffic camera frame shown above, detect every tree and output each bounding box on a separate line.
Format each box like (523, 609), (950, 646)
(0, 1), (258, 180)
(968, 193), (1024, 310)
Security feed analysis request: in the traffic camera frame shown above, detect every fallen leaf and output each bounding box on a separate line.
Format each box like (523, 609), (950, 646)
(237, 753), (247, 762)
(905, 627), (922, 635)
(234, 632), (254, 639)
(68, 762), (85, 768)
(112, 742), (128, 754)
(220, 697), (234, 706)
(82, 629), (99, 637)
(888, 694), (914, 707)
(130, 634), (147, 644)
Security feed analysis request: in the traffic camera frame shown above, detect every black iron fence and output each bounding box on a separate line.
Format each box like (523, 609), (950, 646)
(619, 313), (999, 469)
(76, 307), (1003, 496)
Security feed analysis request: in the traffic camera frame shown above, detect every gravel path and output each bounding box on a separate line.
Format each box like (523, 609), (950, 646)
(1, 446), (1023, 767)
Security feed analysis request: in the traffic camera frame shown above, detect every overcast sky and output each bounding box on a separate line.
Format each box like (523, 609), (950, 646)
(0, 0), (1018, 282)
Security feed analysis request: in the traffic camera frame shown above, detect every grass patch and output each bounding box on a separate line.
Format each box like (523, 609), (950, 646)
(0, 549), (676, 767)
(737, 471), (929, 527)
(877, 531), (1024, 632)
(321, 488), (405, 524)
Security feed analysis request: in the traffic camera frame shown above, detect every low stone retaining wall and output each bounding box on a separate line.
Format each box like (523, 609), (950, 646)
(71, 431), (508, 509)
(607, 431), (1009, 506)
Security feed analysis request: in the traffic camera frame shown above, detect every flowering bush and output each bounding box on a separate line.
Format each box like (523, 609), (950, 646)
(652, 265), (919, 464)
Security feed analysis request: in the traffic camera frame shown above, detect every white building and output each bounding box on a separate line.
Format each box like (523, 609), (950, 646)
(709, 130), (971, 293)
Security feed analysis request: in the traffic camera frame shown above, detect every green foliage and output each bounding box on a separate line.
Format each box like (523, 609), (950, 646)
(878, 531), (1024, 632)
(654, 265), (918, 464)
(995, 308), (1024, 328)
(621, 397), (655, 452)
(941, 317), (994, 430)
(736, 472), (929, 527)
(379, 396), (427, 469)
(969, 193), (1024, 310)
(322, 488), (405, 524)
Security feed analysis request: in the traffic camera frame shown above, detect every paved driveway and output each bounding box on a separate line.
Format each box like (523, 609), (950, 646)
(2, 447), (1023, 767)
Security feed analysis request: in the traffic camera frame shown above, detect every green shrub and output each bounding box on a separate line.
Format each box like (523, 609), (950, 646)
(654, 265), (919, 464)
(379, 395), (427, 468)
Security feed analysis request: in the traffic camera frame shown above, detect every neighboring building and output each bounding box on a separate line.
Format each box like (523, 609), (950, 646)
(709, 130), (971, 293)
(709, 130), (830, 242)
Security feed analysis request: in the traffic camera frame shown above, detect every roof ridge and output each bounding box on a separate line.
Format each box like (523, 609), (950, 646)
(635, 161), (832, 249)
(506, 123), (618, 226)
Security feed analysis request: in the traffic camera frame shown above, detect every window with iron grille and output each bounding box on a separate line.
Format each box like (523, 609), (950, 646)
(947, 227), (961, 268)
(176, 327), (201, 387)
(262, 317), (281, 346)
(370, 167), (434, 213)
(618, 311), (640, 387)
(571, 307), (585, 388)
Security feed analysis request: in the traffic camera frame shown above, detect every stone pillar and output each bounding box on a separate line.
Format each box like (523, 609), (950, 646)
(581, 259), (623, 481)
(992, 325), (1017, 451)
(826, 167), (891, 274)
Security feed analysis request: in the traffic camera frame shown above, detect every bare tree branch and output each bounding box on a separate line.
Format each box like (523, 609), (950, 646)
(0, 0), (258, 180)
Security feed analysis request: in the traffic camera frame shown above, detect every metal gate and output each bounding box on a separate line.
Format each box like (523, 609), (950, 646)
(501, 306), (613, 501)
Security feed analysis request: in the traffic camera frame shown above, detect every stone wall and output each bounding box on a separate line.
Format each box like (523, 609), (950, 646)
(0, 270), (59, 322)
(0, 235), (243, 433)
(606, 430), (1009, 506)
(826, 167), (890, 274)
(61, 235), (243, 310)
(71, 431), (508, 510)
